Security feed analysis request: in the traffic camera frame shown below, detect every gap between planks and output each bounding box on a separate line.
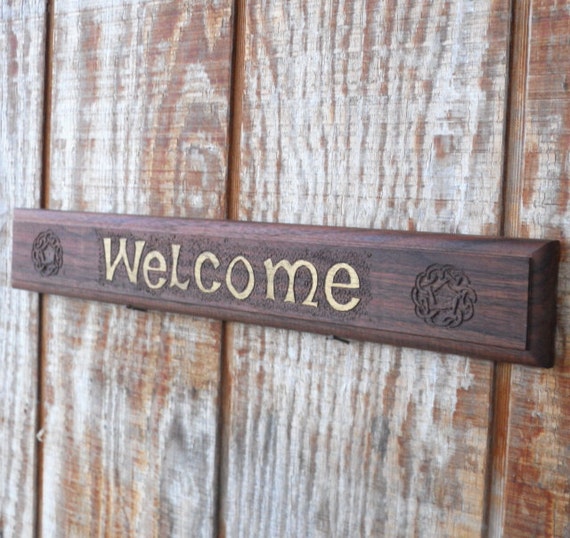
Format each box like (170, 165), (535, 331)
(485, 0), (531, 535)
(36, 1), (55, 537)
(225, 0), (247, 222)
(217, 0), (247, 536)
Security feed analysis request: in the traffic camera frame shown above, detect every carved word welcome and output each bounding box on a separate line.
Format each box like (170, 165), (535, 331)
(102, 237), (361, 312)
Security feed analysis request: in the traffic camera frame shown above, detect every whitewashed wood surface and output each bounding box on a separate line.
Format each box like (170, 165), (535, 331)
(2, 1), (570, 536)
(40, 0), (232, 536)
(221, 1), (510, 536)
(498, 1), (570, 535)
(0, 2), (46, 536)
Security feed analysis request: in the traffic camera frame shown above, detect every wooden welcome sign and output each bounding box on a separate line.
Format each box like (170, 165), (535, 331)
(12, 209), (560, 367)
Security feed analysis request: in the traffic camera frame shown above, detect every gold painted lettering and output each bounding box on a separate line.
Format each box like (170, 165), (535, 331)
(103, 237), (145, 283)
(324, 262), (361, 311)
(264, 259), (318, 307)
(195, 251), (222, 293)
(226, 256), (255, 300)
(170, 244), (190, 290)
(142, 250), (167, 290)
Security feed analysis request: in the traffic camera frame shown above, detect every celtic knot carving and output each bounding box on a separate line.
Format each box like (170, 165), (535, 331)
(411, 264), (477, 328)
(31, 229), (63, 277)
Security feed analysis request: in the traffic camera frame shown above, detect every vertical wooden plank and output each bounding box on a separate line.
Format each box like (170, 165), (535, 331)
(221, 0), (510, 536)
(0, 2), (45, 536)
(42, 0), (233, 535)
(499, 2), (570, 535)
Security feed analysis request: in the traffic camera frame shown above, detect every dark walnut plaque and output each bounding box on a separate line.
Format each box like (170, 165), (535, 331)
(12, 209), (560, 367)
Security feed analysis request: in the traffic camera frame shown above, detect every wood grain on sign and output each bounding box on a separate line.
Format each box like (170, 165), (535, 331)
(41, 1), (232, 535)
(498, 2), (570, 535)
(221, 0), (511, 535)
(12, 209), (560, 367)
(0, 2), (45, 536)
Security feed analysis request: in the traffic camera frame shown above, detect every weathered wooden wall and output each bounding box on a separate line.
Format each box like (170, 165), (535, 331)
(220, 1), (509, 536)
(40, 0), (232, 535)
(0, 2), (45, 536)
(1, 0), (569, 536)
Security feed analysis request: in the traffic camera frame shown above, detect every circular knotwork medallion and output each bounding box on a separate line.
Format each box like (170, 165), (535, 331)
(31, 229), (63, 277)
(411, 263), (477, 328)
